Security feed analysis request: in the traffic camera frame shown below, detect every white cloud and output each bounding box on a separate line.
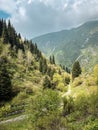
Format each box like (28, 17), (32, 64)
(19, 7), (26, 17)
(0, 0), (17, 14)
(1, 0), (98, 38)
(28, 0), (32, 4)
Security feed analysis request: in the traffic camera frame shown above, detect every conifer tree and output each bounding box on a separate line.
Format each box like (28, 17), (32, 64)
(52, 55), (55, 64)
(50, 56), (52, 64)
(49, 55), (55, 64)
(2, 20), (9, 43)
(34, 43), (38, 54)
(0, 57), (12, 100)
(66, 67), (70, 73)
(39, 59), (43, 73)
(0, 19), (3, 37)
(63, 65), (65, 70)
(72, 61), (81, 81)
(43, 58), (47, 73)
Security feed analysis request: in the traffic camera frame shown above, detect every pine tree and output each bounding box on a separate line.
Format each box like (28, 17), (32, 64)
(39, 59), (43, 73)
(34, 43), (38, 54)
(50, 56), (52, 64)
(2, 20), (9, 43)
(0, 19), (3, 37)
(18, 33), (21, 39)
(66, 67), (70, 73)
(63, 65), (65, 70)
(49, 55), (55, 64)
(0, 57), (12, 100)
(8, 20), (17, 48)
(52, 55), (55, 64)
(72, 61), (81, 81)
(43, 58), (47, 74)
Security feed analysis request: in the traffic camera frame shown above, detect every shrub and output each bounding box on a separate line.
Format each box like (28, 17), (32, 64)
(64, 75), (70, 85)
(29, 89), (64, 130)
(72, 77), (83, 87)
(84, 120), (98, 130)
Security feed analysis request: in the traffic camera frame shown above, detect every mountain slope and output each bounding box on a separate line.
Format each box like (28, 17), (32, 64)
(32, 20), (98, 70)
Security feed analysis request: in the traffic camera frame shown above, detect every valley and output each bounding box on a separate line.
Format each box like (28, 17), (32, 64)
(0, 19), (98, 130)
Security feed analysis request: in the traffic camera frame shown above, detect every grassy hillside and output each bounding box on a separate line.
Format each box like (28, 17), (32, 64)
(0, 19), (98, 130)
(32, 20), (98, 70)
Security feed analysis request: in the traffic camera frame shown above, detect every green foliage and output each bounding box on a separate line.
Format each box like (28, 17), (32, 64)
(43, 76), (52, 89)
(84, 120), (98, 130)
(39, 57), (48, 74)
(0, 57), (12, 100)
(94, 64), (98, 85)
(72, 77), (83, 87)
(64, 74), (70, 85)
(29, 89), (63, 130)
(53, 73), (68, 91)
(72, 61), (81, 81)
(63, 96), (74, 116)
(2, 20), (9, 44)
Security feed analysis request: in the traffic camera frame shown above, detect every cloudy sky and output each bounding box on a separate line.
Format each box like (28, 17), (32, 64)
(0, 0), (98, 39)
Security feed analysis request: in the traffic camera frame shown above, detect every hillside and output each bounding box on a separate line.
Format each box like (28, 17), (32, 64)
(0, 19), (98, 130)
(32, 20), (98, 70)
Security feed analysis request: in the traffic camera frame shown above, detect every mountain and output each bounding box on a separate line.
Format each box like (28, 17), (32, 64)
(32, 20), (98, 70)
(0, 19), (98, 130)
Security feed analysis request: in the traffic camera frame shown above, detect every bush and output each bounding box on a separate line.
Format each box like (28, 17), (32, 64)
(56, 83), (67, 92)
(64, 75), (70, 85)
(63, 96), (74, 116)
(74, 95), (89, 116)
(29, 89), (64, 130)
(84, 120), (98, 130)
(73, 77), (83, 87)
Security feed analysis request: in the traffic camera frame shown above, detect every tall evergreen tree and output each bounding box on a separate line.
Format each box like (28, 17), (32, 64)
(72, 61), (81, 81)
(0, 57), (12, 100)
(49, 55), (55, 64)
(0, 19), (3, 37)
(2, 20), (9, 43)
(52, 55), (55, 64)
(43, 58), (47, 73)
(39, 59), (43, 73)
(49, 56), (52, 64)
(66, 67), (70, 73)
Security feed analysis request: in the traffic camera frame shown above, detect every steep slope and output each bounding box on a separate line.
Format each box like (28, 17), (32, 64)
(32, 20), (98, 70)
(0, 19), (69, 97)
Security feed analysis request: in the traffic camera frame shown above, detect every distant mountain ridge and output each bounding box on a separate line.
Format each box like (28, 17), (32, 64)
(32, 20), (98, 70)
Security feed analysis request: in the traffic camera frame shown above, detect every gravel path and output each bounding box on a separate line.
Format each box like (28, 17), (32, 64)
(0, 115), (26, 125)
(62, 84), (71, 97)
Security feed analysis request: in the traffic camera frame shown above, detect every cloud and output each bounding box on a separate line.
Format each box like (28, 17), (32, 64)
(0, 0), (98, 38)
(0, 0), (17, 14)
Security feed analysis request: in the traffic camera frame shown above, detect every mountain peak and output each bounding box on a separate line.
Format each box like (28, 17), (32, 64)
(32, 20), (98, 70)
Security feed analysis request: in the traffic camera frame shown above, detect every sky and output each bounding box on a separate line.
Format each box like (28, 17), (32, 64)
(0, 0), (98, 39)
